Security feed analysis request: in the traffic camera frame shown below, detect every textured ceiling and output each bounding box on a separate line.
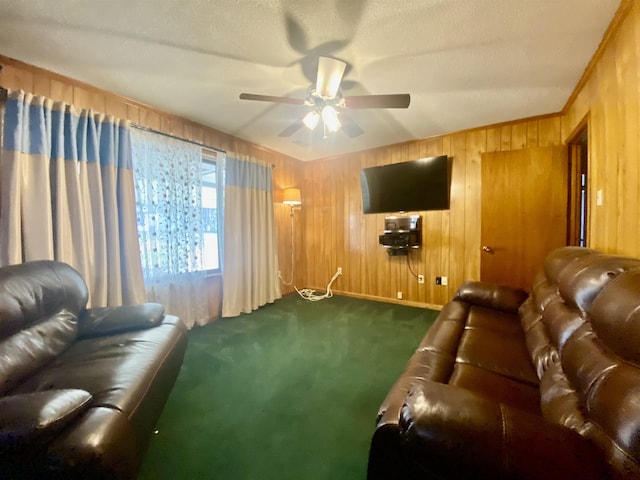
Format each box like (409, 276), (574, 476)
(0, 0), (621, 161)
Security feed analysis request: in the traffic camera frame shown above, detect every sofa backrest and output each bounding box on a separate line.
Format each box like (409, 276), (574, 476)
(520, 247), (640, 478)
(0, 261), (88, 394)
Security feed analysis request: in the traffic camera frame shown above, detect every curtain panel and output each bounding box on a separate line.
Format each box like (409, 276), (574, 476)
(0, 89), (145, 306)
(131, 129), (210, 328)
(222, 155), (281, 317)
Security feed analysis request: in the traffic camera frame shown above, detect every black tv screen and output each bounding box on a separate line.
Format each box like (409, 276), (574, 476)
(360, 155), (450, 214)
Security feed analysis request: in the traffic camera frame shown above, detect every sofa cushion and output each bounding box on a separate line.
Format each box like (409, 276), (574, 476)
(78, 303), (165, 338)
(0, 310), (78, 395)
(557, 253), (640, 312)
(560, 317), (640, 477)
(448, 363), (540, 414)
(539, 360), (586, 430)
(399, 381), (607, 480)
(542, 246), (597, 286)
(0, 261), (88, 339)
(587, 269), (640, 366)
(0, 261), (89, 395)
(0, 389), (92, 451)
(12, 320), (185, 415)
(454, 281), (528, 314)
(456, 306), (538, 386)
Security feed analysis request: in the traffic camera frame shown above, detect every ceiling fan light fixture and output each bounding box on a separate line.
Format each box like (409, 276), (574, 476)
(316, 57), (347, 98)
(302, 111), (320, 130)
(322, 105), (341, 133)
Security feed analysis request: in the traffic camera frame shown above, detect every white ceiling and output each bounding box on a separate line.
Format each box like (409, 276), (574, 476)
(0, 0), (621, 161)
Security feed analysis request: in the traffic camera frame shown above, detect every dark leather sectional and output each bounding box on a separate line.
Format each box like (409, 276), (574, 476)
(0, 260), (187, 479)
(368, 246), (640, 479)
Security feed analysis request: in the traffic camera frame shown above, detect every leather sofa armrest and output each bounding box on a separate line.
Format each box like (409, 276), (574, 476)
(454, 280), (528, 314)
(399, 382), (607, 480)
(0, 389), (92, 452)
(78, 303), (165, 338)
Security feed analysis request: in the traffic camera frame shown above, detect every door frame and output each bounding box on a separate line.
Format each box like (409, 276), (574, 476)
(566, 114), (590, 247)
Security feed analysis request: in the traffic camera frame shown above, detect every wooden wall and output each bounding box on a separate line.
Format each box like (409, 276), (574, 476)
(0, 55), (302, 320)
(562, 0), (639, 257)
(1, 0), (635, 311)
(298, 0), (638, 308)
(300, 115), (563, 307)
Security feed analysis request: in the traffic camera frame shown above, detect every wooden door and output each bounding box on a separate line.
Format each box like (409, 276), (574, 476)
(481, 146), (568, 291)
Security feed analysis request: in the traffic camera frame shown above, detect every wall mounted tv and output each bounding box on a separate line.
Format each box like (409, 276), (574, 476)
(360, 155), (451, 214)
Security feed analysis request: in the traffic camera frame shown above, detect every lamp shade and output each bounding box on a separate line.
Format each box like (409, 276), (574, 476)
(283, 187), (302, 205)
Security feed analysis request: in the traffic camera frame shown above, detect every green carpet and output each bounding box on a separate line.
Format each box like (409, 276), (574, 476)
(138, 294), (438, 480)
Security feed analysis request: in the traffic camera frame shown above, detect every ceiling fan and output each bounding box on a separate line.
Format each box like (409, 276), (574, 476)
(239, 56), (410, 139)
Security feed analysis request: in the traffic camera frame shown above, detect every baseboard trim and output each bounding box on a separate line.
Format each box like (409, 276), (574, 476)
(319, 289), (443, 311)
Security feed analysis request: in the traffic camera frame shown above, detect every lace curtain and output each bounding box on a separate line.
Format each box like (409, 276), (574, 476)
(131, 129), (209, 328)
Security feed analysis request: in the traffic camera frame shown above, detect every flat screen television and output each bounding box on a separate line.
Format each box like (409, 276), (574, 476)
(360, 155), (451, 214)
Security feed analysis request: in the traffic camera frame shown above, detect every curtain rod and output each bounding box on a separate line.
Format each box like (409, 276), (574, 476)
(0, 85), (226, 154)
(132, 123), (276, 168)
(0, 87), (279, 166)
(131, 123), (226, 154)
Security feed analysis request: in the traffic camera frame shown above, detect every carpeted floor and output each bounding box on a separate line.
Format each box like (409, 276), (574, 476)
(138, 294), (438, 480)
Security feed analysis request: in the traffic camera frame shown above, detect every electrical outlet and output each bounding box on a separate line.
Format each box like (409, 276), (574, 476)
(397, 291), (403, 300)
(337, 267), (342, 275)
(436, 276), (442, 285)
(418, 274), (425, 284)
(441, 276), (448, 286)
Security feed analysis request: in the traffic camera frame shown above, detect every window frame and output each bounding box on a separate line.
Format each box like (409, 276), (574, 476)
(201, 149), (223, 274)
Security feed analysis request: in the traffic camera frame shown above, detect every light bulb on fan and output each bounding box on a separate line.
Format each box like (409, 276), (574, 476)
(321, 105), (341, 132)
(302, 111), (320, 130)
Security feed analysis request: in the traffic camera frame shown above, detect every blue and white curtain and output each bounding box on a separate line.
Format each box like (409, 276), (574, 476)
(0, 90), (145, 306)
(131, 129), (209, 328)
(222, 155), (281, 317)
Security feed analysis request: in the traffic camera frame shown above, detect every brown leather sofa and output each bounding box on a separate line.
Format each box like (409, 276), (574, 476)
(368, 246), (640, 479)
(0, 260), (188, 479)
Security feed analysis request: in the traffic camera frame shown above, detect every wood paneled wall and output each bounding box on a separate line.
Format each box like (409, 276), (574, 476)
(300, 116), (563, 307)
(298, 0), (638, 308)
(0, 55), (302, 320)
(561, 0), (640, 257)
(1, 0), (635, 311)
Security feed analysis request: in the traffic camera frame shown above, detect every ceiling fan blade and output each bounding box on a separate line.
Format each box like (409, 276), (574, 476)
(278, 120), (304, 137)
(340, 112), (364, 138)
(316, 57), (347, 98)
(239, 93), (305, 106)
(344, 94), (411, 109)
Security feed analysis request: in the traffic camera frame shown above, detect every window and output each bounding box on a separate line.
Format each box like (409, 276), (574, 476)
(202, 151), (222, 272)
(131, 129), (215, 327)
(131, 130), (224, 280)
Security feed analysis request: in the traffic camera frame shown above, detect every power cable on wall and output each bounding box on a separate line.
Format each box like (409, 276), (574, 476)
(279, 205), (341, 301)
(406, 250), (420, 279)
(278, 210), (295, 286)
(295, 268), (342, 301)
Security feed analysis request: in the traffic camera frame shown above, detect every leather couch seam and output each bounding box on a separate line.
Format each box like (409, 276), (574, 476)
(499, 403), (511, 474)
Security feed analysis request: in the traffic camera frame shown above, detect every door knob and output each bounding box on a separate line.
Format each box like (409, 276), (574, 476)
(482, 245), (494, 254)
